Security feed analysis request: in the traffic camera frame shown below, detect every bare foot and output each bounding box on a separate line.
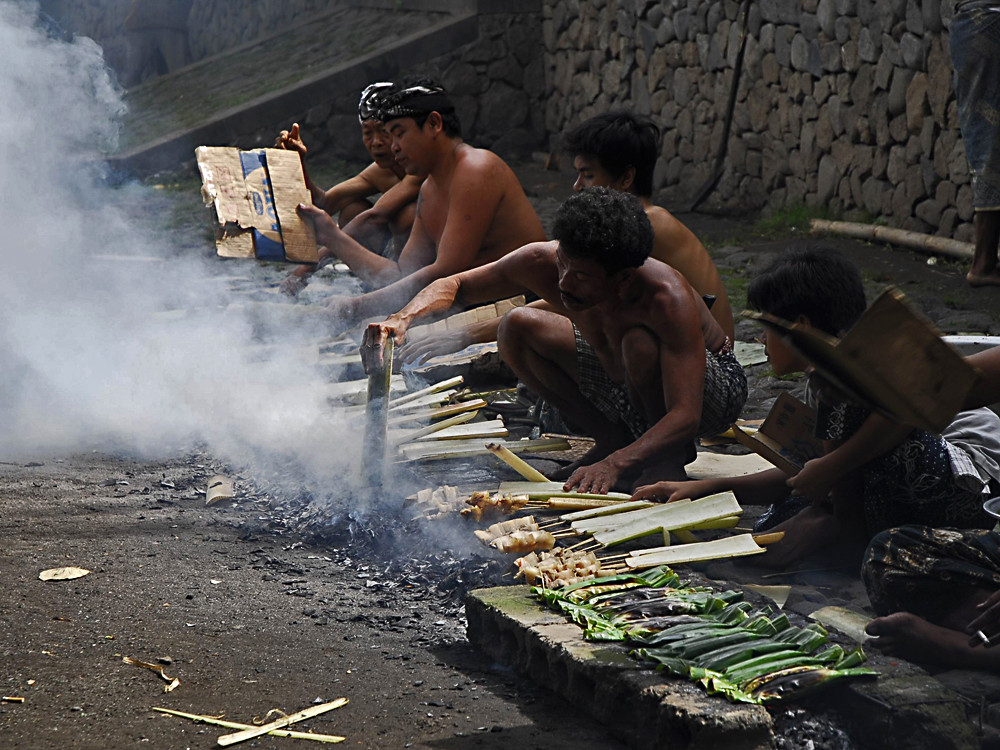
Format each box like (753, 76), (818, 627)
(966, 270), (1000, 287)
(865, 612), (1000, 670)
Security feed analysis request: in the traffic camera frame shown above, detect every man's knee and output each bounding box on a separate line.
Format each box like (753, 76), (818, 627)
(497, 306), (547, 351)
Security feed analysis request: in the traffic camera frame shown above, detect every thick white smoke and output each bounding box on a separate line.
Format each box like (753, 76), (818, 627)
(0, 3), (362, 486)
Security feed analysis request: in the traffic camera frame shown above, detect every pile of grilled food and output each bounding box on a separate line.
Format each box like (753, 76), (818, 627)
(534, 567), (876, 704)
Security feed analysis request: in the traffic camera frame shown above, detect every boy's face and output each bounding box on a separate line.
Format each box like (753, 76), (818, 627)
(760, 325), (808, 376)
(361, 119), (394, 169)
(572, 154), (629, 193)
(385, 116), (436, 177)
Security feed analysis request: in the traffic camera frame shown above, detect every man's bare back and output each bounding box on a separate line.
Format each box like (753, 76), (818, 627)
(644, 203), (734, 340)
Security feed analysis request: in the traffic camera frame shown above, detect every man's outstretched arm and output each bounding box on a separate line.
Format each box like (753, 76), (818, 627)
(360, 244), (554, 372)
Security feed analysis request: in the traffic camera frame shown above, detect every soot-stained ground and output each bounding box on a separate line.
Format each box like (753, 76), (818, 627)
(4, 156), (1000, 749)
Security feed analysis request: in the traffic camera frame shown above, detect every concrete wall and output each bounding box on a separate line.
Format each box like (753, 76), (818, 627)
(542, 0), (972, 240)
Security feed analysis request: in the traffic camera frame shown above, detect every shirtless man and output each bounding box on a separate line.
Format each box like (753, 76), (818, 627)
(398, 110), (733, 364)
(277, 82), (423, 295)
(297, 78), (545, 330)
(364, 188), (747, 494)
(565, 111), (734, 340)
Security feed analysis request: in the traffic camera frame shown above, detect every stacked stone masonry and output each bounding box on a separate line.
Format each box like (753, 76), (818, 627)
(543, 0), (974, 240)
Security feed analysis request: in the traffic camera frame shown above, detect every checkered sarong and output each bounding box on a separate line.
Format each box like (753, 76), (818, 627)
(574, 327), (747, 440)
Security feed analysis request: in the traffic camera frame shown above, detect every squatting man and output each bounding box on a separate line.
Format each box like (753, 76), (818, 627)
(362, 187), (748, 494)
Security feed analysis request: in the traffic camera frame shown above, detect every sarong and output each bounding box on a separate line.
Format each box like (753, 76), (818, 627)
(862, 525), (1000, 619)
(574, 327), (748, 440)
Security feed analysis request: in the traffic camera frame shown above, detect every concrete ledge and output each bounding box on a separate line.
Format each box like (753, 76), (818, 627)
(466, 585), (775, 750)
(110, 12), (478, 175)
(345, 0), (541, 12)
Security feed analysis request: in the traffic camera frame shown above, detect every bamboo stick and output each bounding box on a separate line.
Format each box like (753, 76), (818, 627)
(810, 218), (974, 260)
(486, 443), (549, 482)
(217, 699), (349, 746)
(362, 337), (394, 488)
(153, 707), (346, 743)
(388, 376), (465, 409)
(392, 410), (476, 446)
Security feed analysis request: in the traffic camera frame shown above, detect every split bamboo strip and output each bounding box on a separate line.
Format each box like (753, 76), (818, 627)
(624, 534), (766, 569)
(153, 707), (346, 743)
(393, 410), (477, 446)
(810, 218), (974, 260)
(498, 481), (631, 501)
(388, 376), (464, 409)
(216, 699), (349, 746)
(398, 436), (571, 462)
(405, 418), (507, 443)
(386, 390), (457, 414)
(486, 443), (549, 482)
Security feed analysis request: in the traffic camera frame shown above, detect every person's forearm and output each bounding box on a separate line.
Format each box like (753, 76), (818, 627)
(821, 413), (911, 476)
(729, 468), (793, 506)
(348, 271), (462, 334)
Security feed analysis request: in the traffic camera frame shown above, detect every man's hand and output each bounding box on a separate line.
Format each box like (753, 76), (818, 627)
(362, 317), (408, 374)
(323, 297), (358, 338)
(275, 123), (307, 157)
(397, 329), (470, 365)
(968, 590), (1000, 648)
(563, 456), (625, 495)
(786, 456), (838, 503)
(632, 479), (710, 503)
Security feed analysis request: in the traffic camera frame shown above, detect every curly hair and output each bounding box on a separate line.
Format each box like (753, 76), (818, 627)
(552, 187), (654, 275)
(747, 244), (867, 336)
(563, 111), (660, 197)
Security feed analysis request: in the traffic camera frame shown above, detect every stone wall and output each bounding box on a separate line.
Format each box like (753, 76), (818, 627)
(543, 0), (973, 240)
(394, 11), (547, 158)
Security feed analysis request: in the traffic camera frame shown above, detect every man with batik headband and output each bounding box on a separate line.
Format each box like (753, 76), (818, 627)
(297, 76), (545, 328)
(276, 82), (422, 295)
(952, 2), (1000, 287)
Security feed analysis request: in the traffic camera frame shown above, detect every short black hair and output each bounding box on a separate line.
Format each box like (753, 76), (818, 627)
(552, 187), (653, 275)
(747, 244), (867, 336)
(563, 111), (660, 197)
(381, 75), (461, 138)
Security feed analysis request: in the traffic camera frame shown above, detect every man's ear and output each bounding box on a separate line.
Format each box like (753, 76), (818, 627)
(617, 166), (637, 192)
(425, 111), (444, 135)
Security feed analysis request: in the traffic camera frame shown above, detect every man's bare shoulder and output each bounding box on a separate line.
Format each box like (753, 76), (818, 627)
(507, 239), (558, 264)
(644, 204), (700, 244)
(357, 162), (402, 193)
(453, 144), (518, 182)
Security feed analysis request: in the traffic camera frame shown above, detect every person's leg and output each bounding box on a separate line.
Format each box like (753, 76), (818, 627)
(497, 308), (632, 472)
(619, 326), (693, 487)
(863, 526), (1000, 669)
(967, 210), (1000, 286)
(338, 198), (374, 228)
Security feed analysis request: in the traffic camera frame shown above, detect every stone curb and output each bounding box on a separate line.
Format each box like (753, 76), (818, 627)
(466, 584), (982, 750)
(466, 585), (775, 750)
